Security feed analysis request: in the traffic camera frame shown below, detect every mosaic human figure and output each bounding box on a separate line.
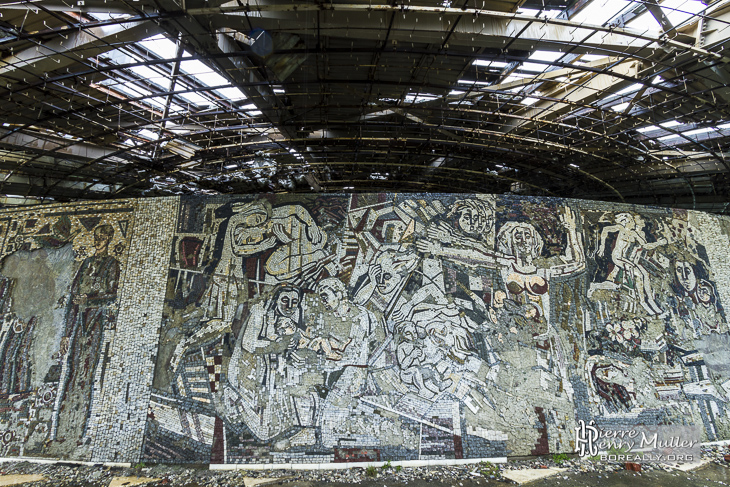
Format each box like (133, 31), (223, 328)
(298, 277), (381, 364)
(53, 224), (119, 445)
(224, 284), (318, 442)
(394, 321), (442, 397)
(494, 207), (584, 402)
(589, 212), (667, 315)
(171, 200), (331, 369)
(0, 278), (35, 395)
(352, 246), (419, 320)
(496, 206), (584, 322)
(669, 257), (724, 337)
(412, 198), (501, 321)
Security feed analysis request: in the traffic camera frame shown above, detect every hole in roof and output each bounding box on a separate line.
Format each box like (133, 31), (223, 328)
(616, 83), (644, 95)
(138, 129), (159, 141)
(661, 0), (706, 27)
(180, 60), (247, 101)
(138, 34), (179, 61)
(473, 60), (510, 68)
(129, 65), (169, 89)
(404, 94), (438, 103)
(610, 102), (631, 112)
(516, 8), (563, 18)
(520, 96), (540, 106)
(88, 11), (132, 21)
(660, 120), (681, 128)
(683, 127), (715, 137)
(576, 54), (608, 63)
(659, 133), (681, 141)
(571, 0), (632, 25)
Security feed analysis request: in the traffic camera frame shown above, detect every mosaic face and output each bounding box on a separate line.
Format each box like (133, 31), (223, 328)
(676, 261), (697, 292)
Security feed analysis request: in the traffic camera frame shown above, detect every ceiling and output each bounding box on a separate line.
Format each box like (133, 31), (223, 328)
(1, 0), (729, 213)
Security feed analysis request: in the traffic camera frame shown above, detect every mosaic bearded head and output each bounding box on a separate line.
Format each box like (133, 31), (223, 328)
(93, 224), (114, 252)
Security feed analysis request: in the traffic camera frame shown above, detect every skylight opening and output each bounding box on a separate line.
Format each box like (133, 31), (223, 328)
(105, 81), (153, 100)
(176, 89), (212, 107)
(626, 11), (661, 32)
(517, 8), (563, 18)
(636, 125), (660, 133)
(404, 94), (438, 103)
(661, 0), (706, 27)
(147, 96), (184, 114)
(457, 79), (491, 86)
(571, 0), (631, 25)
(660, 120), (681, 128)
(717, 122), (730, 129)
(610, 102), (631, 112)
(217, 88), (247, 102)
(138, 129), (159, 141)
(520, 62), (550, 73)
(138, 34), (179, 61)
(473, 60), (509, 68)
(130, 65), (170, 89)
(576, 54), (608, 64)
(659, 134), (681, 141)
(449, 90), (466, 95)
(616, 83), (644, 95)
(683, 127), (715, 137)
(520, 96), (540, 106)
(529, 51), (564, 62)
(181, 60), (247, 101)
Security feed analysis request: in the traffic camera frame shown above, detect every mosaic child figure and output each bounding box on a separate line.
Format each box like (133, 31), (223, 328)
(53, 224), (119, 447)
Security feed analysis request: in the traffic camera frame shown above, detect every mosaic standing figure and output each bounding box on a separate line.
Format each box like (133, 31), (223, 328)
(52, 224), (119, 446)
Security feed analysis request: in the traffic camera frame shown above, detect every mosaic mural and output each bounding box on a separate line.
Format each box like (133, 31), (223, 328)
(0, 194), (729, 464)
(0, 201), (136, 460)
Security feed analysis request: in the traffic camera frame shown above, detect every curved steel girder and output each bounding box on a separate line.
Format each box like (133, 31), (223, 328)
(15, 62), (728, 163)
(190, 3), (730, 63)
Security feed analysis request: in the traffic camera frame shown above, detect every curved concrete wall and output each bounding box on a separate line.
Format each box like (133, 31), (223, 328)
(0, 194), (728, 464)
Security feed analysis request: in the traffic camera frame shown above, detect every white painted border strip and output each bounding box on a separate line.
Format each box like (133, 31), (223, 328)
(0, 457), (131, 468)
(702, 439), (730, 446)
(209, 457), (507, 471)
(1, 438), (725, 471)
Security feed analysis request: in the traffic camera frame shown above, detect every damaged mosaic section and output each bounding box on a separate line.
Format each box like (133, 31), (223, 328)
(144, 194), (730, 464)
(0, 193), (729, 464)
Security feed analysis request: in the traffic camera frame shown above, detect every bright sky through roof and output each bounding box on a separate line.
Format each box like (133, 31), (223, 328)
(138, 35), (179, 60)
(571, 0), (631, 25)
(180, 60), (247, 101)
(627, 0), (706, 31)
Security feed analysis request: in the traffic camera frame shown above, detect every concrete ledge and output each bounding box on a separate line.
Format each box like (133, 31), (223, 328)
(108, 478), (160, 487)
(0, 457), (131, 468)
(502, 468), (568, 485)
(703, 440), (730, 447)
(0, 474), (45, 486)
(661, 458), (712, 472)
(209, 457), (507, 471)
